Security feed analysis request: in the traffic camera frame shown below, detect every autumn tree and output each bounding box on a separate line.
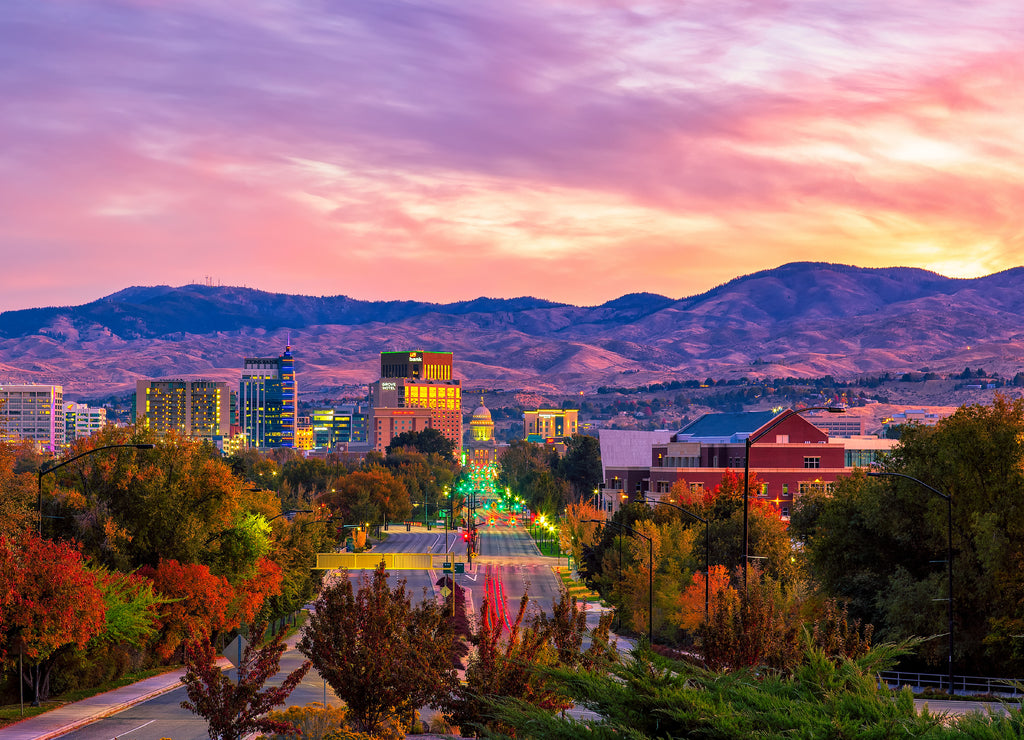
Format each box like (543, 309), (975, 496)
(560, 501), (604, 568)
(324, 468), (410, 526)
(299, 563), (457, 736)
(447, 575), (617, 736)
(181, 621), (310, 740)
(0, 440), (37, 537)
(0, 534), (107, 703)
(51, 427), (278, 578)
(140, 558), (234, 660)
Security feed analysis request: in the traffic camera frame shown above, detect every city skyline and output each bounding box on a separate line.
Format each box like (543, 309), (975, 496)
(2, 1), (1022, 313)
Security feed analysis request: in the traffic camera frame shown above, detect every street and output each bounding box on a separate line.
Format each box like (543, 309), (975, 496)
(58, 524), (580, 739)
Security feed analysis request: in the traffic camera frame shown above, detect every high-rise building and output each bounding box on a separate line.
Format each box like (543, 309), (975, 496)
(135, 380), (231, 441)
(380, 351), (453, 380)
(239, 343), (297, 448)
(311, 404), (368, 449)
(370, 350), (461, 454)
(65, 401), (107, 445)
(0, 384), (64, 452)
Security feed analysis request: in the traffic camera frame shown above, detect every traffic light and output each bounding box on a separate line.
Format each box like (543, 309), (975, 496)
(462, 530), (470, 542)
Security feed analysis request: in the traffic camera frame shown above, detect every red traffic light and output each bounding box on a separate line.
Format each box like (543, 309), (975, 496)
(462, 531), (470, 541)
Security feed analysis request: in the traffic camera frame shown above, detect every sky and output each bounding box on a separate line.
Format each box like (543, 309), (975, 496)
(1, 0), (1023, 313)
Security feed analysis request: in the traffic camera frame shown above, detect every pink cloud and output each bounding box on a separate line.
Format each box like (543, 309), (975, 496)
(1, 0), (1023, 311)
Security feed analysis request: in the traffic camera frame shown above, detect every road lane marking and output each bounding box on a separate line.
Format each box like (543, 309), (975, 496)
(114, 719), (155, 737)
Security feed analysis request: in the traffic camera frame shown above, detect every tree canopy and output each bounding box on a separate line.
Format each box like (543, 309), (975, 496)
(791, 395), (1024, 675)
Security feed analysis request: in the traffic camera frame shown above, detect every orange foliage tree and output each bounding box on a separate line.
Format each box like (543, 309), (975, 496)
(140, 558), (234, 661)
(675, 564), (731, 632)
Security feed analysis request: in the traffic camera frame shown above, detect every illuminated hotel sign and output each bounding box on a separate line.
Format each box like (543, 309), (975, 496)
(382, 381), (397, 390)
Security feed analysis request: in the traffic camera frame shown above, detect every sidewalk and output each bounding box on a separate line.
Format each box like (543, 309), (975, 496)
(0, 662), (206, 740)
(0, 627), (304, 740)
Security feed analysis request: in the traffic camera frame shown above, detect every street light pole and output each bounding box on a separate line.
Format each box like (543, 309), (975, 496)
(868, 471), (954, 694)
(644, 496), (710, 620)
(38, 443), (155, 535)
(585, 519), (653, 644)
(742, 406), (844, 590)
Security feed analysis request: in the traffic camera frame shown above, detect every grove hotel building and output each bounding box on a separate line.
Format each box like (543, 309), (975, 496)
(370, 350), (462, 454)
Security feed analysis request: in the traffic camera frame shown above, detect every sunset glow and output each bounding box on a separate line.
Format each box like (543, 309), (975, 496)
(1, 0), (1022, 311)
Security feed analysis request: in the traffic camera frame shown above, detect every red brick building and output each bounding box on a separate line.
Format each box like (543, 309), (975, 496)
(601, 411), (848, 518)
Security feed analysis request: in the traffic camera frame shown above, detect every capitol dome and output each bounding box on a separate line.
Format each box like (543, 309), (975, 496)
(469, 401), (495, 442)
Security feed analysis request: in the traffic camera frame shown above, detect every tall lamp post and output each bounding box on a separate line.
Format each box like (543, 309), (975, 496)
(644, 496), (710, 620)
(742, 406), (844, 589)
(585, 519), (653, 644)
(868, 470), (954, 694)
(38, 443), (155, 535)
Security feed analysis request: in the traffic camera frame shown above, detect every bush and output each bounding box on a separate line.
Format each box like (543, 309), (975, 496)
(261, 702), (347, 740)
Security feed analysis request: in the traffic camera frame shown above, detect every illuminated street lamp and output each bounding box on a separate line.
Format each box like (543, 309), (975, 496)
(742, 406), (844, 589)
(585, 519), (653, 643)
(869, 470), (955, 694)
(644, 496), (710, 620)
(38, 443), (155, 535)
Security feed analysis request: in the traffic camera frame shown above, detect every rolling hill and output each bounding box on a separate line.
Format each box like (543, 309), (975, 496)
(3, 262), (1024, 398)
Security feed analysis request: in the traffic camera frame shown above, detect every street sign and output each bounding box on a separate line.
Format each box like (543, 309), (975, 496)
(222, 634), (248, 668)
(454, 562), (465, 574)
(443, 562), (452, 573)
(440, 586), (452, 598)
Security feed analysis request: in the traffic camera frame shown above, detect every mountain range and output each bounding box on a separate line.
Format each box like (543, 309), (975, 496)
(3, 261), (1024, 399)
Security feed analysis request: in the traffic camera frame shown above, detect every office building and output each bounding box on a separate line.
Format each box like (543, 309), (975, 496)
(524, 408), (579, 442)
(65, 402), (107, 444)
(600, 411), (849, 519)
(380, 351), (453, 380)
(311, 404), (368, 449)
(239, 343), (297, 448)
(0, 384), (64, 452)
(135, 380), (231, 441)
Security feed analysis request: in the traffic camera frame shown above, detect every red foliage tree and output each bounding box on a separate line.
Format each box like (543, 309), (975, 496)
(230, 556), (283, 625)
(0, 534), (106, 702)
(141, 558), (234, 660)
(181, 621), (310, 740)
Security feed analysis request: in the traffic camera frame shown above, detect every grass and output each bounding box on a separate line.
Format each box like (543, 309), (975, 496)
(553, 565), (605, 604)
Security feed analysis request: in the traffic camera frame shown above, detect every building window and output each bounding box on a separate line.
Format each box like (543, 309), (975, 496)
(798, 481), (830, 495)
(804, 456), (820, 469)
(689, 482), (704, 493)
(758, 483), (768, 498)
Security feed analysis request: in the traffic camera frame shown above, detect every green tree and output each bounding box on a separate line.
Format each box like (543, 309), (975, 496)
(181, 621), (310, 740)
(558, 434), (602, 502)
(299, 563), (457, 736)
(792, 395), (1024, 674)
(385, 428), (455, 460)
(469, 640), (1024, 739)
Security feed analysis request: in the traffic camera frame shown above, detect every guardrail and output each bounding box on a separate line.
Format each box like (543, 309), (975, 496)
(878, 671), (1024, 697)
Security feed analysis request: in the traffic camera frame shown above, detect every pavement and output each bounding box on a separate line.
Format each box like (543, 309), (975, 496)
(0, 662), (207, 740)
